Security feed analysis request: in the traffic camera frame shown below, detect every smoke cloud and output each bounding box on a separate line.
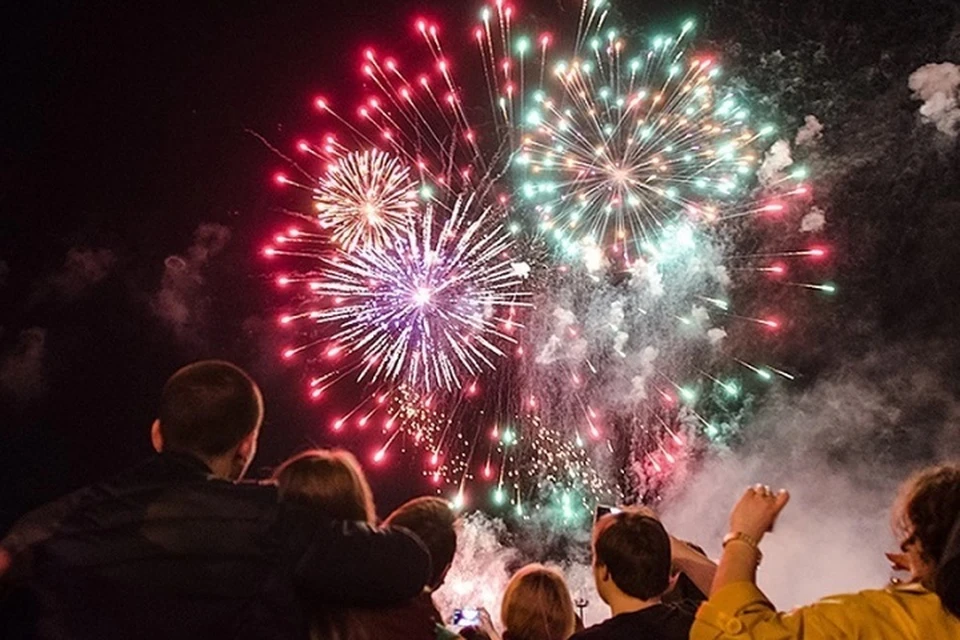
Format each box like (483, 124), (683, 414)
(795, 115), (824, 147)
(758, 139), (794, 186)
(662, 342), (960, 608)
(434, 512), (608, 628)
(909, 62), (960, 137)
(0, 328), (47, 402)
(435, 342), (960, 632)
(33, 248), (116, 303)
(800, 206), (827, 233)
(151, 223), (231, 342)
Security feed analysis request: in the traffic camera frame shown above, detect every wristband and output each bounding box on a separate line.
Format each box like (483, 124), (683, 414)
(723, 531), (763, 564)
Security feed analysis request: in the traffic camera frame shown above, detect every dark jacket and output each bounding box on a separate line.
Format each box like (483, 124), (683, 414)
(312, 590), (455, 640)
(0, 453), (430, 639)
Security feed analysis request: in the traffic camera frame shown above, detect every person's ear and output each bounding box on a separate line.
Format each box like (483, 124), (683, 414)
(236, 429), (258, 465)
(150, 420), (164, 453)
(601, 565), (612, 583)
(667, 571), (680, 592)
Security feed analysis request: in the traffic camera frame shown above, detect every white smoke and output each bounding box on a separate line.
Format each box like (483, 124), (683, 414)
(712, 265), (732, 288)
(794, 115), (824, 147)
(434, 513), (608, 629)
(553, 307), (577, 332)
(909, 62), (960, 137)
(662, 343), (960, 608)
(434, 513), (516, 627)
(690, 305), (710, 330)
(629, 258), (664, 296)
(511, 261), (532, 279)
(581, 240), (608, 273)
(0, 328), (47, 402)
(610, 302), (628, 357)
(706, 327), (727, 347)
(800, 206), (827, 233)
(609, 301), (625, 329)
(151, 223), (231, 342)
(629, 346), (659, 400)
(758, 140), (794, 186)
(613, 332), (629, 358)
(536, 307), (589, 364)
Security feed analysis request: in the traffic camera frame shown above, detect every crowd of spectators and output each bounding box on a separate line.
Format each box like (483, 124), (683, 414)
(1, 360), (959, 639)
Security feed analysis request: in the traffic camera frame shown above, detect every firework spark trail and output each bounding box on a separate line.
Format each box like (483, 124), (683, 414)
(284, 193), (529, 394)
(515, 25), (798, 264)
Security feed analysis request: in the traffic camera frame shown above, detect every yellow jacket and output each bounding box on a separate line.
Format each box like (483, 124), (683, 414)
(691, 580), (960, 639)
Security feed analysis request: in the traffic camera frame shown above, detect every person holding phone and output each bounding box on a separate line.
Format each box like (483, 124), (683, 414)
(570, 507), (717, 640)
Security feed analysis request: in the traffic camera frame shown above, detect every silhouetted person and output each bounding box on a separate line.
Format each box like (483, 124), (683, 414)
(0, 361), (429, 640)
(299, 496), (462, 640)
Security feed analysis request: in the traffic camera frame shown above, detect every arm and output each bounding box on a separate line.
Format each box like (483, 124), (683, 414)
(295, 520), (430, 606)
(691, 486), (861, 640)
(670, 538), (718, 597)
(709, 485), (789, 596)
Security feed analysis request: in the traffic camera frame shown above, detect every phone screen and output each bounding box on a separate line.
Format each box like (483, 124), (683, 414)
(451, 608), (480, 626)
(594, 504), (621, 523)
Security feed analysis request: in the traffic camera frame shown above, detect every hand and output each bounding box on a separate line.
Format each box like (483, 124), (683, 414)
(728, 484), (790, 543)
(476, 607), (501, 640)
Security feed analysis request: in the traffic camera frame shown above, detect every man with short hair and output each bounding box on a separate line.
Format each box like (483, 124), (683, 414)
(571, 508), (716, 640)
(326, 496), (462, 640)
(0, 360), (430, 640)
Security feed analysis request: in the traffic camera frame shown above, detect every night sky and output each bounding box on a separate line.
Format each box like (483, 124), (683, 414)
(2, 0), (959, 535)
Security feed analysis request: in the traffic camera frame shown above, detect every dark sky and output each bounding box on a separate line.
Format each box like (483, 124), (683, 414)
(0, 0), (712, 531)
(4, 0), (957, 534)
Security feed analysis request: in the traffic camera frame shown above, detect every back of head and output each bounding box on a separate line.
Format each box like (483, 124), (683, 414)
(158, 360), (263, 458)
(895, 462), (960, 590)
(501, 563), (576, 640)
(593, 511), (671, 600)
(274, 449), (376, 523)
(385, 497), (457, 590)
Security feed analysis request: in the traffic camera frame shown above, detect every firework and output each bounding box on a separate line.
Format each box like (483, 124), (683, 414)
(313, 149), (419, 251)
(278, 194), (528, 393)
(263, 0), (835, 514)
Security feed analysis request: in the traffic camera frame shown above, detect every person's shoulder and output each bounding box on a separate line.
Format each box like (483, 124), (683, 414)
(569, 619), (615, 640)
(2, 483), (97, 553)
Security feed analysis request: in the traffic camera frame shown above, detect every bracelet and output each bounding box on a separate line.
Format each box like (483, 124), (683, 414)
(722, 531), (763, 564)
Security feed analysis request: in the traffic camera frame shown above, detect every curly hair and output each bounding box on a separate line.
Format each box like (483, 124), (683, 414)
(893, 463), (960, 585)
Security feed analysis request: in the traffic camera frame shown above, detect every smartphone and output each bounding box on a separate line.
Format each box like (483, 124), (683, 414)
(594, 504), (621, 522)
(451, 608), (481, 626)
